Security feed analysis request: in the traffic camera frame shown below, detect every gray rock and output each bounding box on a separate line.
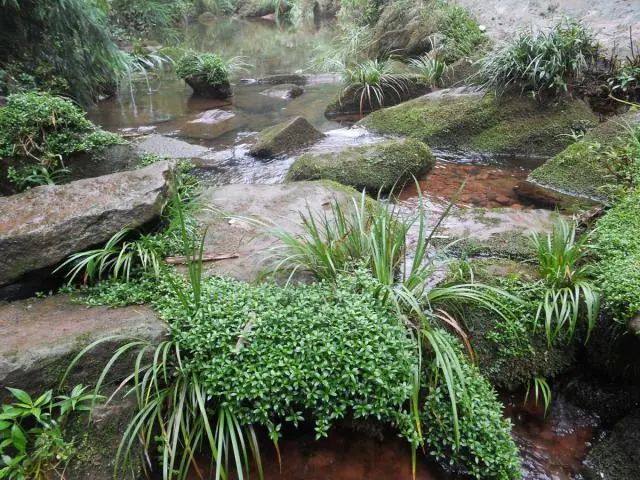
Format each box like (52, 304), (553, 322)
(65, 143), (142, 181)
(194, 182), (361, 282)
(180, 109), (241, 140)
(137, 134), (209, 159)
(0, 294), (165, 400)
(260, 83), (305, 99)
(0, 161), (174, 291)
(249, 116), (324, 158)
(184, 76), (232, 99)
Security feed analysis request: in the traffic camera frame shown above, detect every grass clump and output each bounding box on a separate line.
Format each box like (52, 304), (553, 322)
(0, 91), (121, 191)
(436, 2), (487, 62)
(476, 20), (599, 97)
(423, 344), (522, 480)
(176, 51), (230, 85)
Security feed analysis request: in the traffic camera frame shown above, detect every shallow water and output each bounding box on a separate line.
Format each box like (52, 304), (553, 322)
(90, 15), (594, 480)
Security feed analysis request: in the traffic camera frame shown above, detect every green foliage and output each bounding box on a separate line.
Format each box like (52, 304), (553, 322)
(409, 54), (447, 88)
(436, 1), (487, 62)
(476, 20), (599, 96)
(340, 59), (408, 114)
(423, 348), (522, 480)
(176, 51), (230, 85)
(6, 164), (70, 191)
(0, 0), (129, 103)
(525, 376), (552, 417)
(108, 0), (193, 43)
(591, 189), (640, 324)
(531, 218), (600, 345)
(0, 385), (101, 480)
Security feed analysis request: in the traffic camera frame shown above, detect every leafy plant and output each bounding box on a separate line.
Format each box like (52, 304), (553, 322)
(409, 54), (447, 88)
(476, 19), (599, 96)
(531, 218), (600, 345)
(436, 2), (487, 62)
(175, 51), (248, 85)
(340, 59), (408, 114)
(525, 376), (552, 417)
(6, 165), (70, 190)
(423, 346), (522, 480)
(0, 385), (101, 480)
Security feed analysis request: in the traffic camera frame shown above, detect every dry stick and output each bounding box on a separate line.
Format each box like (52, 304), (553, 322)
(164, 252), (239, 265)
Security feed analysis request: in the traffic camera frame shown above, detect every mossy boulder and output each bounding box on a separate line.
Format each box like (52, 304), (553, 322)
(359, 88), (598, 157)
(456, 259), (575, 390)
(286, 138), (435, 193)
(249, 116), (324, 158)
(184, 76), (232, 99)
(325, 75), (431, 118)
(528, 110), (640, 202)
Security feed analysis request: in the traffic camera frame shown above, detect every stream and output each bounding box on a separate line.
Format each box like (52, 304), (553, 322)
(90, 15), (597, 480)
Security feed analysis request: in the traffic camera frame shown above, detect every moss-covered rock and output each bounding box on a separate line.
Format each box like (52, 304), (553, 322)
(528, 110), (640, 202)
(249, 116), (324, 158)
(359, 89), (598, 157)
(286, 138), (435, 193)
(455, 259), (575, 390)
(325, 75), (431, 118)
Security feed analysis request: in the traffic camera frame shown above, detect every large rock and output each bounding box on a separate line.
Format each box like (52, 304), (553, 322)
(260, 83), (305, 99)
(184, 76), (232, 99)
(137, 134), (209, 159)
(0, 295), (165, 479)
(527, 110), (640, 203)
(583, 408), (640, 480)
(0, 161), (174, 296)
(360, 88), (598, 157)
(325, 75), (431, 118)
(0, 295), (165, 399)
(257, 74), (307, 85)
(249, 116), (325, 158)
(194, 182), (361, 282)
(180, 108), (241, 140)
(287, 138), (435, 193)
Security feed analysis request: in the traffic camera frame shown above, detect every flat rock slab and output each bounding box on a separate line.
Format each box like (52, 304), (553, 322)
(195, 182), (358, 282)
(180, 109), (244, 140)
(0, 295), (165, 400)
(137, 134), (209, 159)
(260, 84), (305, 99)
(0, 161), (174, 290)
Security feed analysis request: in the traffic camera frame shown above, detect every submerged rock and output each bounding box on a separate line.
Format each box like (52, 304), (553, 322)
(287, 138), (435, 193)
(0, 162), (174, 297)
(583, 408), (640, 480)
(180, 108), (240, 140)
(325, 75), (431, 118)
(249, 116), (324, 158)
(257, 73), (307, 85)
(260, 83), (305, 99)
(194, 182), (361, 282)
(528, 109), (640, 203)
(360, 88), (598, 157)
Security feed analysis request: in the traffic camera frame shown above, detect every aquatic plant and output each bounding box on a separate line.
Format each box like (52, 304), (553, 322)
(423, 344), (522, 480)
(531, 218), (600, 345)
(476, 20), (599, 96)
(340, 59), (408, 114)
(0, 385), (102, 480)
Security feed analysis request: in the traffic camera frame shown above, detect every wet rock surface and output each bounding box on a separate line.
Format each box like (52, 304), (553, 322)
(257, 73), (308, 85)
(288, 138), (435, 193)
(0, 295), (165, 400)
(137, 134), (209, 159)
(0, 162), (174, 295)
(184, 76), (232, 98)
(249, 116), (324, 158)
(194, 182), (360, 282)
(260, 83), (305, 99)
(180, 108), (243, 140)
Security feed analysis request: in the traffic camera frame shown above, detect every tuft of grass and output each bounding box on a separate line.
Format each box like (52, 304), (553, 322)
(475, 19), (599, 96)
(531, 218), (600, 345)
(525, 376), (552, 417)
(409, 53), (447, 88)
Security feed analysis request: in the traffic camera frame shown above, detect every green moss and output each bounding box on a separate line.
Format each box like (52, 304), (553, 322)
(360, 93), (597, 156)
(287, 138), (435, 193)
(529, 113), (640, 200)
(433, 231), (537, 260)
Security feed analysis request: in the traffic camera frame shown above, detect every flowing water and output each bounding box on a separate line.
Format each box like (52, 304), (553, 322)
(91, 16), (597, 480)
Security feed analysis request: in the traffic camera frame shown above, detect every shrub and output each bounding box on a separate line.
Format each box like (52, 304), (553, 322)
(423, 346), (522, 480)
(340, 59), (408, 114)
(0, 92), (120, 190)
(437, 2), (487, 62)
(409, 54), (448, 87)
(176, 51), (230, 85)
(476, 20), (599, 96)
